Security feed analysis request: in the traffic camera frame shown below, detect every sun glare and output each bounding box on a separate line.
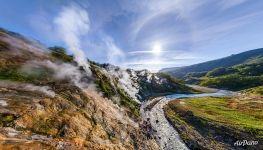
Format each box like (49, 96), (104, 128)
(152, 42), (162, 55)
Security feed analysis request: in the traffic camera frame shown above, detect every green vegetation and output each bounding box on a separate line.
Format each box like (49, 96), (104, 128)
(187, 97), (262, 132)
(0, 65), (51, 82)
(164, 96), (263, 149)
(161, 48), (263, 79)
(161, 48), (263, 91)
(90, 64), (140, 119)
(200, 74), (263, 90)
(117, 87), (140, 118)
(206, 60), (263, 77)
(0, 113), (16, 126)
(168, 97), (263, 137)
(242, 86), (263, 95)
(91, 64), (115, 98)
(193, 55), (263, 90)
(157, 72), (184, 84)
(49, 46), (74, 63)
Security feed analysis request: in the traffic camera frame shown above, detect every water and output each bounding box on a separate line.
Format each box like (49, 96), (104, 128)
(141, 90), (235, 150)
(166, 90), (235, 100)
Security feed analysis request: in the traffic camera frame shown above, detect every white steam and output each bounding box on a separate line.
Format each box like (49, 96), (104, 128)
(54, 4), (91, 74)
(23, 60), (89, 89)
(0, 81), (55, 97)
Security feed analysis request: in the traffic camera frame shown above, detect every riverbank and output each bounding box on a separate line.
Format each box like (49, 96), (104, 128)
(140, 90), (233, 150)
(141, 97), (189, 150)
(164, 95), (263, 150)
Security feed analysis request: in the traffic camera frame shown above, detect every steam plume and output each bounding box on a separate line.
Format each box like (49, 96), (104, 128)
(54, 4), (91, 74)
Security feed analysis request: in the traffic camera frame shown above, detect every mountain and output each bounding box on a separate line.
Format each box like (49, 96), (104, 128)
(161, 48), (263, 91)
(0, 28), (193, 149)
(160, 48), (263, 79)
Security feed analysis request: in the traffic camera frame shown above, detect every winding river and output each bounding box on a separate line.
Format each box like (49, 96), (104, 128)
(141, 90), (235, 150)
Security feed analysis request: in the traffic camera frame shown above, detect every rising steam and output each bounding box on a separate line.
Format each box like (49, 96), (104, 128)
(54, 4), (91, 74)
(0, 81), (55, 97)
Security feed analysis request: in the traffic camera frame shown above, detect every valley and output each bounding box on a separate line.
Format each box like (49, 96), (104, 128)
(0, 27), (262, 149)
(1, 1), (263, 149)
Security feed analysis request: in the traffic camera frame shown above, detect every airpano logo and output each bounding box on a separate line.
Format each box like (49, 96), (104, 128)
(234, 140), (258, 146)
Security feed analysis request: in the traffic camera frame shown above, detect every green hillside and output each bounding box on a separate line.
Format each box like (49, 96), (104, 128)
(161, 48), (263, 91)
(160, 48), (263, 79)
(200, 55), (263, 90)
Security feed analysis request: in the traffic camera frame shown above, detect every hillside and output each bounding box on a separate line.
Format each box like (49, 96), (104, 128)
(0, 28), (193, 149)
(160, 48), (263, 79)
(161, 48), (263, 91)
(164, 95), (263, 150)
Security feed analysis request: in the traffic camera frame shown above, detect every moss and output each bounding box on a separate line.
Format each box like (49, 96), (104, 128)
(2, 115), (14, 122)
(0, 113), (16, 127)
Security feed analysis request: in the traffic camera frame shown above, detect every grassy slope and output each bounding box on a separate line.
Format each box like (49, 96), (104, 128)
(164, 96), (263, 149)
(199, 56), (263, 90)
(242, 86), (263, 95)
(161, 48), (263, 78)
(161, 48), (263, 91)
(184, 97), (263, 134)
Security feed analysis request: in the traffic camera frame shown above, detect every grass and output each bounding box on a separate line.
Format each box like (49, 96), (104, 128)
(200, 74), (263, 91)
(174, 96), (263, 137)
(242, 86), (263, 95)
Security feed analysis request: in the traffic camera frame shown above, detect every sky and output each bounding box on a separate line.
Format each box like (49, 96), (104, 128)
(0, 0), (263, 71)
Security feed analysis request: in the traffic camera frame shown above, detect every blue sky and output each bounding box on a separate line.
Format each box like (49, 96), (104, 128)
(1, 0), (263, 71)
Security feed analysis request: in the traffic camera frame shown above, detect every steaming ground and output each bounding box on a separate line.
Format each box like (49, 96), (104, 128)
(0, 81), (55, 97)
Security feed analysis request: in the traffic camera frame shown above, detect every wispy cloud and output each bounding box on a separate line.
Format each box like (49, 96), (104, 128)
(219, 0), (248, 10)
(103, 36), (125, 65)
(24, 0), (263, 71)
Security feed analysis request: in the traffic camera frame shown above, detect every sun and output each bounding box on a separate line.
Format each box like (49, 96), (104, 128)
(152, 42), (162, 55)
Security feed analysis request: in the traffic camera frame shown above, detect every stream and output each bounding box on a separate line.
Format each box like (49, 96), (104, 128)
(141, 90), (235, 150)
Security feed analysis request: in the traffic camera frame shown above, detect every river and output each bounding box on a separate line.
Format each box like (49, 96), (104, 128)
(140, 90), (235, 150)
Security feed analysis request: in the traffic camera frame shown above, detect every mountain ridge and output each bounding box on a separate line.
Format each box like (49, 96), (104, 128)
(160, 48), (263, 79)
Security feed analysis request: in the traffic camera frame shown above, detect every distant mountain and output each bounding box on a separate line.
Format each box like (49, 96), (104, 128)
(160, 48), (263, 79)
(161, 48), (263, 91)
